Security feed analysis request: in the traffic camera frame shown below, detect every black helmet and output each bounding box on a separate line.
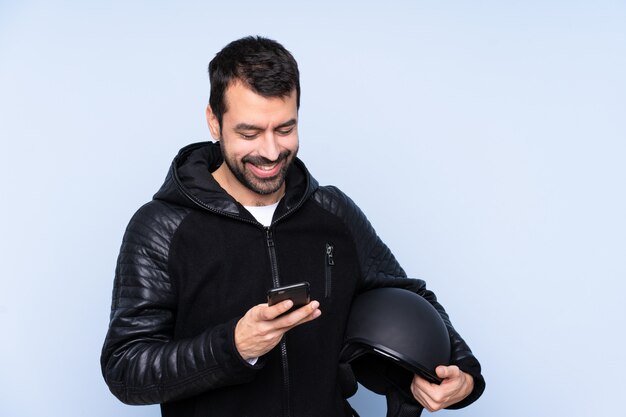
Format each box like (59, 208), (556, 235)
(340, 287), (451, 399)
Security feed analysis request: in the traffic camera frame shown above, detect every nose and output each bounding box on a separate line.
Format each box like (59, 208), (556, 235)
(258, 132), (280, 161)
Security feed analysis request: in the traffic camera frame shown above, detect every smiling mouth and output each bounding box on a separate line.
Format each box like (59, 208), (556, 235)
(243, 151), (291, 179)
(255, 163), (278, 171)
(247, 160), (282, 178)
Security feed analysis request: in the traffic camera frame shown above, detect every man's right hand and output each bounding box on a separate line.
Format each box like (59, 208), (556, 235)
(235, 300), (321, 360)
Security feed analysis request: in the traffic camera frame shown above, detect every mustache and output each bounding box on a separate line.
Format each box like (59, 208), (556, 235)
(242, 150), (291, 166)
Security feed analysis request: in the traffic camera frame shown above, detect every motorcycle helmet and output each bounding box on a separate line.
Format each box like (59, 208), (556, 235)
(340, 287), (451, 398)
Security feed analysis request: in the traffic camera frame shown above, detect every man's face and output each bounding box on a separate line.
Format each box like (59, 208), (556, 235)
(207, 81), (299, 205)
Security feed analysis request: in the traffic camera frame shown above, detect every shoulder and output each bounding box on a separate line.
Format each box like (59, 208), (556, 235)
(311, 185), (357, 215)
(127, 200), (190, 233)
(121, 200), (192, 260)
(311, 185), (368, 227)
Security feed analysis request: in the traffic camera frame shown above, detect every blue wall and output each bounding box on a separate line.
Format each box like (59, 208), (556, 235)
(1, 1), (625, 416)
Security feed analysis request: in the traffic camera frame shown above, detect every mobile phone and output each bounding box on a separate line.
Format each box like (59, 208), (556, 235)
(267, 282), (311, 313)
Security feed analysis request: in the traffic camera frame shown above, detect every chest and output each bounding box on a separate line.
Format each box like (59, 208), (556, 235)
(168, 205), (360, 338)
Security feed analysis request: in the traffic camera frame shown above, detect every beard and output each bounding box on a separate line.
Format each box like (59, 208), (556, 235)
(220, 144), (297, 196)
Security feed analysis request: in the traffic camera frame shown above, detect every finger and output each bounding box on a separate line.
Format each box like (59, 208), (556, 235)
(262, 300), (294, 320)
(291, 304), (322, 326)
(411, 375), (439, 399)
(412, 373), (436, 392)
(281, 301), (321, 327)
(410, 376), (438, 412)
(275, 301), (321, 328)
(411, 373), (461, 412)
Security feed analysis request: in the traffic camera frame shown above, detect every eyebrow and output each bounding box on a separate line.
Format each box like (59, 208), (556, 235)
(234, 118), (297, 131)
(276, 119), (297, 129)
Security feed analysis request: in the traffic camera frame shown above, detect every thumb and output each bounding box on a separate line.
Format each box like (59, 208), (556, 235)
(435, 365), (456, 379)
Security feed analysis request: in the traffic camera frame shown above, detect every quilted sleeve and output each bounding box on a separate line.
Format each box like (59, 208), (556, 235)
(100, 201), (259, 405)
(313, 186), (485, 409)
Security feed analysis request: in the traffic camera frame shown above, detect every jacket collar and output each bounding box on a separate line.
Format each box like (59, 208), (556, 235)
(154, 141), (318, 220)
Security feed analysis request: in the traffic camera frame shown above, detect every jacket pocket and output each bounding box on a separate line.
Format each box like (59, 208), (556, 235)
(325, 243), (335, 298)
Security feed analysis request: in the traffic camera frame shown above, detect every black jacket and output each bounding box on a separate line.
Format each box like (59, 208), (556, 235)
(101, 142), (485, 417)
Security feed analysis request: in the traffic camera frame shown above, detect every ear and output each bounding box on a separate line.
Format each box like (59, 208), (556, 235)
(206, 105), (221, 140)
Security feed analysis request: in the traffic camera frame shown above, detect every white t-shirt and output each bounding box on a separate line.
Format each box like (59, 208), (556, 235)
(244, 200), (280, 227)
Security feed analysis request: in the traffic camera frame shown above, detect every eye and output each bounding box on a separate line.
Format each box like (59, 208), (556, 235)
(239, 132), (259, 140)
(276, 127), (295, 136)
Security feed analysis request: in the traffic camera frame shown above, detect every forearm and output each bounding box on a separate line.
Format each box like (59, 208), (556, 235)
(101, 317), (259, 405)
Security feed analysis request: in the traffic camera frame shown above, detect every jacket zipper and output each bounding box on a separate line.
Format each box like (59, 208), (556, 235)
(266, 228), (280, 287)
(325, 243), (334, 298)
(266, 228), (291, 417)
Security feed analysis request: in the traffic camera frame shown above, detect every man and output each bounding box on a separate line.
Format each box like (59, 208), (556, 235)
(101, 36), (485, 417)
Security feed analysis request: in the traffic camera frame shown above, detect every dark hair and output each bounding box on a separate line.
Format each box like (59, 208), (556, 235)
(208, 36), (300, 129)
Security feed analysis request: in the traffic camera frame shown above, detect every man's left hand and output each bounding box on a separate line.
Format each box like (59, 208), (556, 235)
(410, 365), (474, 412)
